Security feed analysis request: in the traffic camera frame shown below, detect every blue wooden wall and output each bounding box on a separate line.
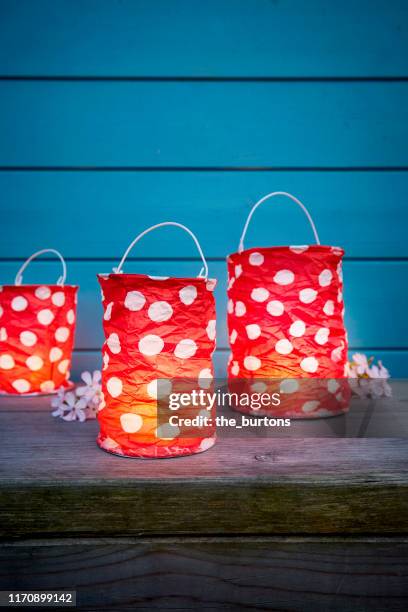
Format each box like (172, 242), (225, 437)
(0, 0), (407, 377)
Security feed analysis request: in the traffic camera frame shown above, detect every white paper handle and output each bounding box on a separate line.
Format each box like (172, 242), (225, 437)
(238, 191), (321, 252)
(15, 249), (67, 286)
(115, 222), (209, 280)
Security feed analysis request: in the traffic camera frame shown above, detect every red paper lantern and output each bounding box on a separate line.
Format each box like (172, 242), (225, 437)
(0, 249), (78, 395)
(227, 192), (350, 418)
(97, 223), (217, 458)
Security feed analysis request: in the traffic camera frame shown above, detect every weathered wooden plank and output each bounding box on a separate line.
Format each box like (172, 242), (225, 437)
(0, 396), (407, 537)
(1, 81), (407, 167)
(1, 261), (407, 353)
(1, 0), (407, 77)
(1, 538), (407, 611)
(1, 170), (407, 259)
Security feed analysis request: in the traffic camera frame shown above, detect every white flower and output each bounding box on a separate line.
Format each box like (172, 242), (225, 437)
(51, 370), (102, 422)
(351, 353), (370, 376)
(347, 354), (392, 398)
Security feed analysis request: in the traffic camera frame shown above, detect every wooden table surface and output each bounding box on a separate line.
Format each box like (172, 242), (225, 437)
(0, 385), (407, 610)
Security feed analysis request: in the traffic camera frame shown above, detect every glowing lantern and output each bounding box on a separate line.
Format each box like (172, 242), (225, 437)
(227, 192), (350, 418)
(0, 249), (77, 395)
(97, 222), (217, 458)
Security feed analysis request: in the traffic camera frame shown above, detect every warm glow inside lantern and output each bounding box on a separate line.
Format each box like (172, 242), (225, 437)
(227, 192), (350, 418)
(97, 222), (217, 458)
(0, 249), (78, 395)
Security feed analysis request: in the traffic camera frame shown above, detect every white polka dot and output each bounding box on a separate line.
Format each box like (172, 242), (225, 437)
(107, 333), (121, 354)
(40, 380), (55, 393)
(246, 324), (261, 340)
(55, 327), (70, 342)
(148, 275), (169, 280)
(35, 286), (51, 300)
(20, 330), (37, 347)
(235, 264), (242, 278)
(331, 346), (343, 363)
(199, 437), (215, 451)
(198, 368), (213, 389)
(12, 379), (30, 393)
(280, 379), (299, 394)
(244, 356), (261, 371)
(49, 347), (63, 362)
(11, 296), (28, 312)
(323, 300), (334, 316)
(337, 289), (343, 303)
(227, 277), (235, 290)
(0, 305), (3, 318)
(103, 352), (109, 370)
(274, 269), (294, 285)
(251, 288), (269, 302)
(275, 339), (293, 355)
(0, 354), (15, 369)
(289, 320), (306, 337)
(249, 252), (264, 266)
(156, 422), (180, 440)
(139, 334), (164, 356)
(0, 327), (7, 341)
(302, 400), (320, 413)
(331, 247), (343, 256)
(148, 301), (173, 322)
(328, 379), (340, 394)
(37, 309), (54, 326)
(120, 412), (143, 432)
(299, 288), (317, 304)
(101, 289), (105, 302)
(235, 301), (246, 317)
(174, 338), (197, 359)
(51, 291), (65, 307)
(315, 327), (330, 345)
(58, 359), (70, 374)
(206, 279), (216, 292)
(104, 302), (113, 321)
(99, 391), (106, 411)
(319, 269), (332, 287)
(251, 382), (267, 393)
(206, 319), (216, 341)
(67, 309), (75, 324)
(300, 356), (319, 373)
(124, 290), (145, 311)
(267, 300), (284, 316)
(227, 299), (234, 314)
(147, 378), (172, 399)
(26, 355), (43, 371)
(289, 245), (309, 254)
(107, 376), (123, 398)
(231, 361), (240, 376)
(179, 285), (197, 306)
(230, 329), (238, 344)
(337, 262), (343, 282)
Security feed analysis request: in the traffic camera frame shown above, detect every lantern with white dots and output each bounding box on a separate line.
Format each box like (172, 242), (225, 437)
(97, 223), (217, 458)
(0, 249), (78, 395)
(227, 192), (349, 418)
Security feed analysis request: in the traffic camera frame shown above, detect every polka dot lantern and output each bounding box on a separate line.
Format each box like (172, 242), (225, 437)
(97, 222), (217, 458)
(0, 249), (78, 395)
(227, 192), (350, 418)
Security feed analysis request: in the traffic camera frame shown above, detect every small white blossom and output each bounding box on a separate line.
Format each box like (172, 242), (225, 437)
(347, 354), (392, 398)
(51, 370), (102, 422)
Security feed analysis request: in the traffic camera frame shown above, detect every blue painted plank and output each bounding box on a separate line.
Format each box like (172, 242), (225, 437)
(1, 82), (407, 167)
(0, 0), (407, 77)
(0, 261), (406, 350)
(72, 349), (408, 380)
(0, 171), (407, 258)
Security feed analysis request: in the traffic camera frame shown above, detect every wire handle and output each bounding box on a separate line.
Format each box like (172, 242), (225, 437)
(115, 222), (209, 280)
(15, 249), (67, 286)
(238, 191), (321, 252)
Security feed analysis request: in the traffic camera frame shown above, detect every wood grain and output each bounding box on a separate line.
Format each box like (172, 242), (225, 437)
(0, 395), (407, 538)
(0, 538), (407, 610)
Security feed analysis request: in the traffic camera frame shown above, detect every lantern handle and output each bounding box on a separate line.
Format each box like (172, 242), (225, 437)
(15, 249), (67, 286)
(115, 222), (209, 280)
(238, 191), (321, 252)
